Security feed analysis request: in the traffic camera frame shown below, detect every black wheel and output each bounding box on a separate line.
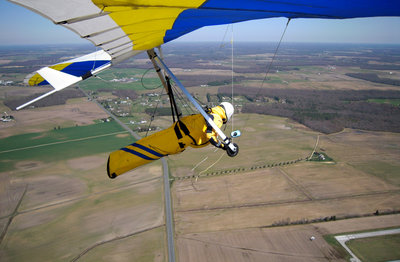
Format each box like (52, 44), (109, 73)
(226, 143), (239, 157)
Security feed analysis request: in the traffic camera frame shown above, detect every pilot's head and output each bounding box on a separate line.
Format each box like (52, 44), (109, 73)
(219, 102), (234, 124)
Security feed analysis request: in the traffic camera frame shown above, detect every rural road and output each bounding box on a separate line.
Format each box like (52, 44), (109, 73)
(335, 228), (400, 262)
(79, 87), (141, 140)
(80, 86), (176, 261)
(162, 158), (176, 262)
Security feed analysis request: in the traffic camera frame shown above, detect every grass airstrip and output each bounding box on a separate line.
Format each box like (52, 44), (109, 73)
(347, 233), (400, 261)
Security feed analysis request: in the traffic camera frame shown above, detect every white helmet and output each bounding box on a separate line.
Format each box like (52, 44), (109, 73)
(220, 102), (234, 123)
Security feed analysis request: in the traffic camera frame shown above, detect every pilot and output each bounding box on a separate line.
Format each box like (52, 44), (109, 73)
(107, 102), (235, 178)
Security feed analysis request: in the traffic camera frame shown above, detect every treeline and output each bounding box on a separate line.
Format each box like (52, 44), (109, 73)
(97, 88), (138, 99)
(145, 107), (181, 116)
(219, 86), (400, 134)
(111, 89), (138, 100)
(271, 209), (400, 227)
(360, 64), (400, 70)
(207, 76), (245, 86)
(173, 74), (245, 87)
(5, 89), (85, 110)
(346, 73), (400, 86)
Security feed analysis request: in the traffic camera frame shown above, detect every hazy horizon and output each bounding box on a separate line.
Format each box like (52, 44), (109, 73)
(1, 0), (400, 46)
(1, 41), (400, 48)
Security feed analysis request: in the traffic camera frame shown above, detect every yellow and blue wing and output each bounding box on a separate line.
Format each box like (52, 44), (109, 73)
(9, 0), (400, 109)
(10, 0), (400, 61)
(17, 50), (112, 110)
(26, 50), (112, 87)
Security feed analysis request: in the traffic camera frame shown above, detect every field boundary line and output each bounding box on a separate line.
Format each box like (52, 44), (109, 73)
(277, 167), (314, 200)
(0, 184), (28, 245)
(176, 189), (400, 213)
(180, 236), (327, 259)
(71, 225), (164, 262)
(10, 177), (161, 218)
(0, 131), (129, 154)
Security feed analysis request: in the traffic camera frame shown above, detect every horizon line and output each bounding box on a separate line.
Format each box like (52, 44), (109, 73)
(1, 41), (400, 47)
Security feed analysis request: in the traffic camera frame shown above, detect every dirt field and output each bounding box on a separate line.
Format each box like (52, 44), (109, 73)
(0, 95), (109, 138)
(171, 115), (400, 261)
(0, 152), (166, 262)
(1, 94), (400, 261)
(176, 215), (400, 262)
(167, 114), (317, 178)
(0, 96), (167, 261)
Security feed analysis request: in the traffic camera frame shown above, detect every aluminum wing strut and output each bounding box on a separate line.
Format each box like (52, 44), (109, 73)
(147, 49), (238, 155)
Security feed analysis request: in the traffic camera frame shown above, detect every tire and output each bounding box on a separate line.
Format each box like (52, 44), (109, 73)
(226, 143), (239, 157)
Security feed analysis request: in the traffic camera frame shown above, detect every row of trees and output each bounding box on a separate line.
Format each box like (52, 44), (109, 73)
(271, 209), (400, 227)
(219, 86), (400, 134)
(5, 89), (85, 110)
(97, 88), (138, 100)
(346, 73), (400, 86)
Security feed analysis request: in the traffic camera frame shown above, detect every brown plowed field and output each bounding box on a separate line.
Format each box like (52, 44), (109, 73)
(171, 115), (400, 261)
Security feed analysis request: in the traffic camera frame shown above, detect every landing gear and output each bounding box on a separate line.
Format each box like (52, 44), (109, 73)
(226, 142), (239, 157)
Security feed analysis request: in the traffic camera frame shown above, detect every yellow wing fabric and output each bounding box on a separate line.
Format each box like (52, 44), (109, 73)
(28, 63), (71, 86)
(10, 0), (206, 62)
(93, 0), (206, 50)
(9, 0), (400, 63)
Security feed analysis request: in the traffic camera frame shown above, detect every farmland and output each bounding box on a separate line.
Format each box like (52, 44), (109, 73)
(0, 121), (133, 172)
(1, 42), (400, 261)
(346, 233), (400, 262)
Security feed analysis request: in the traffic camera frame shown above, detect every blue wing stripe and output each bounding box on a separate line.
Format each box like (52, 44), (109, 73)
(62, 60), (110, 77)
(164, 0), (400, 44)
(130, 143), (165, 158)
(121, 148), (158, 161)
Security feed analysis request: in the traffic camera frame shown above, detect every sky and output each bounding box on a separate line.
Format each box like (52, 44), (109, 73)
(1, 0), (400, 46)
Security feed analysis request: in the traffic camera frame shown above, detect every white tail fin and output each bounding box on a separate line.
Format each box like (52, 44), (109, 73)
(17, 50), (112, 110)
(37, 67), (82, 91)
(16, 68), (82, 110)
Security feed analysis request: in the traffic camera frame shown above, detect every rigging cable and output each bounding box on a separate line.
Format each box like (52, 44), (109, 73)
(196, 150), (225, 181)
(145, 87), (165, 137)
(94, 66), (163, 91)
(91, 47), (97, 71)
(219, 24), (231, 48)
(194, 24), (236, 179)
(231, 24), (234, 133)
(194, 19), (291, 179)
(260, 18), (291, 92)
(236, 18), (291, 147)
(141, 67), (163, 90)
(171, 82), (196, 115)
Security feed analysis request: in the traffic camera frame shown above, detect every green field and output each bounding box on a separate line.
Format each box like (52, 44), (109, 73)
(368, 98), (400, 106)
(79, 68), (161, 91)
(0, 121), (135, 172)
(309, 152), (334, 162)
(347, 234), (400, 262)
(351, 160), (400, 187)
(0, 115), (164, 261)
